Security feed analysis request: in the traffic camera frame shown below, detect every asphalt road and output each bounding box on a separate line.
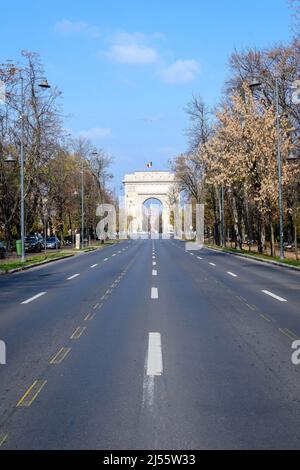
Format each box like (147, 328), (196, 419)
(0, 238), (300, 450)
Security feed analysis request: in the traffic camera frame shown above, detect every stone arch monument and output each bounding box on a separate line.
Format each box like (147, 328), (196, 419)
(123, 171), (178, 235)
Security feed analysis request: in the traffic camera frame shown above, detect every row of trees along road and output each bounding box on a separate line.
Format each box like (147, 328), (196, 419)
(171, 2), (300, 258)
(0, 51), (114, 250)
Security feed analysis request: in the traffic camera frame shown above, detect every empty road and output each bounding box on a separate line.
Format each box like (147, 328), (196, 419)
(0, 239), (300, 449)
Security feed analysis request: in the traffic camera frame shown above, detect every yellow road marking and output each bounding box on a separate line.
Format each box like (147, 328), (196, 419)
(0, 433), (8, 447)
(246, 303), (257, 311)
(237, 296), (271, 321)
(258, 312), (272, 322)
(279, 328), (299, 341)
(70, 326), (86, 339)
(84, 312), (96, 321)
(17, 380), (47, 407)
(50, 347), (71, 364)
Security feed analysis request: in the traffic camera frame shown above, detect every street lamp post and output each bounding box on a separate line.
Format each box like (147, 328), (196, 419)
(19, 75), (51, 262)
(275, 78), (284, 260)
(248, 77), (285, 259)
(2, 69), (50, 261)
(20, 76), (25, 262)
(81, 160), (84, 249)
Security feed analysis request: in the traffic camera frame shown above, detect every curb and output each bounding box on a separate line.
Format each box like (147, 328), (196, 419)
(0, 254), (75, 275)
(205, 246), (300, 272)
(0, 242), (121, 276)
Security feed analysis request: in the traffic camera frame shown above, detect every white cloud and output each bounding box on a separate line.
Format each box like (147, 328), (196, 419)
(107, 32), (161, 65)
(109, 43), (158, 64)
(54, 20), (100, 38)
(159, 60), (200, 84)
(78, 127), (112, 140)
(105, 31), (200, 84)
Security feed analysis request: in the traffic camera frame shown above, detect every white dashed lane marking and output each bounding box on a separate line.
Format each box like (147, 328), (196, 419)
(227, 272), (237, 278)
(147, 333), (163, 376)
(151, 287), (159, 299)
(262, 290), (287, 302)
(21, 292), (46, 304)
(67, 274), (80, 280)
(152, 270), (157, 276)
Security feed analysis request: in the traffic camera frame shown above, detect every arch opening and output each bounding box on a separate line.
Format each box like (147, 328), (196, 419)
(142, 198), (163, 235)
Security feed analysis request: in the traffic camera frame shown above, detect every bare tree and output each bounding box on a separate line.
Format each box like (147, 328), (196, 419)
(184, 95), (211, 152)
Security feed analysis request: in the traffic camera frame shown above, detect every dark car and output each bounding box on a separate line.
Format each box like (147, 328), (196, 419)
(46, 236), (61, 249)
(24, 235), (42, 253)
(0, 241), (6, 259)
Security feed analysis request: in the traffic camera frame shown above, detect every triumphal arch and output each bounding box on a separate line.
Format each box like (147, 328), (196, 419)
(123, 171), (178, 235)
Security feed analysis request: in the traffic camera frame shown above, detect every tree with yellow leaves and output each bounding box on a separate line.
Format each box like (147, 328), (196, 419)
(203, 84), (292, 254)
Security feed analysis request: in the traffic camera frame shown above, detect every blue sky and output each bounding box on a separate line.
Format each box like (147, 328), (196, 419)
(0, 0), (293, 189)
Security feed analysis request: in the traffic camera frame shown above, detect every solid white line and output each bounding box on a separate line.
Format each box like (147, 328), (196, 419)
(21, 292), (46, 304)
(152, 270), (157, 276)
(151, 287), (158, 299)
(227, 272), (237, 278)
(90, 264), (98, 268)
(152, 261), (156, 266)
(146, 333), (163, 376)
(209, 262), (216, 266)
(262, 290), (287, 302)
(67, 273), (80, 280)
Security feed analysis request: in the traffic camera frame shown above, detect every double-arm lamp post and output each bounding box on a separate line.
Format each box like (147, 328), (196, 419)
(6, 75), (51, 262)
(248, 76), (298, 260)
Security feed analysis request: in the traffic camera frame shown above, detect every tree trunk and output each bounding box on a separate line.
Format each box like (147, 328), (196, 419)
(261, 222), (266, 254)
(4, 223), (12, 251)
(232, 196), (242, 249)
(270, 217), (275, 257)
(294, 216), (298, 261)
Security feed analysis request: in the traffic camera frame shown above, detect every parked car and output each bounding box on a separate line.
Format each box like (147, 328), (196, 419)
(0, 241), (6, 259)
(37, 234), (45, 249)
(46, 236), (61, 249)
(24, 235), (42, 253)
